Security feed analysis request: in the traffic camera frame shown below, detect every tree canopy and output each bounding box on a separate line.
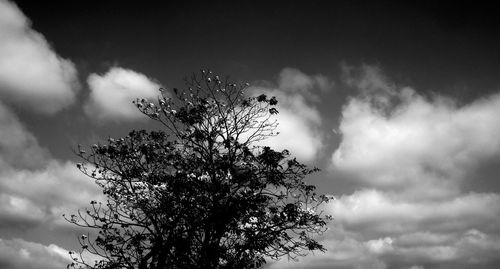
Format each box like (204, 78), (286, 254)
(67, 70), (332, 269)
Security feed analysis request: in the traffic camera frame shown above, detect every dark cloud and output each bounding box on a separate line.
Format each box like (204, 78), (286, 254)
(0, 101), (50, 169)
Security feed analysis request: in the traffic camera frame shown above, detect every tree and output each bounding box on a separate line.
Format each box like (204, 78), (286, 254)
(66, 70), (332, 269)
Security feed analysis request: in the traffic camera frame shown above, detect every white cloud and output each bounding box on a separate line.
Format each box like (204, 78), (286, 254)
(330, 189), (500, 237)
(251, 88), (323, 162)
(249, 68), (332, 162)
(0, 101), (99, 229)
(269, 188), (500, 268)
(292, 64), (500, 269)
(332, 65), (500, 199)
(0, 238), (103, 269)
(0, 160), (102, 229)
(0, 99), (101, 256)
(371, 228), (500, 267)
(85, 67), (162, 122)
(0, 238), (72, 269)
(0, 0), (79, 114)
(268, 232), (388, 269)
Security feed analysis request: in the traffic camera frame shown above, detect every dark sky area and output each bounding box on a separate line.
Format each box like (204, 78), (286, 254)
(16, 1), (500, 93)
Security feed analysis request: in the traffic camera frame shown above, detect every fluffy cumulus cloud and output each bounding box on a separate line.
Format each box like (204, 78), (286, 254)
(332, 64), (500, 199)
(0, 160), (102, 230)
(0, 100), (102, 268)
(272, 64), (500, 269)
(0, 0), (79, 114)
(84, 67), (163, 122)
(249, 68), (333, 162)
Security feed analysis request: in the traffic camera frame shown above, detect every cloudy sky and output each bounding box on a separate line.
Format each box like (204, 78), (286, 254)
(1, 1), (500, 268)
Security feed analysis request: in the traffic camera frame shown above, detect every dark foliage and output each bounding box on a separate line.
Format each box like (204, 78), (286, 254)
(66, 70), (331, 269)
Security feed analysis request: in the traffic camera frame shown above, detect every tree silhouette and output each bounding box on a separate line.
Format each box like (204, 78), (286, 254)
(66, 70), (331, 269)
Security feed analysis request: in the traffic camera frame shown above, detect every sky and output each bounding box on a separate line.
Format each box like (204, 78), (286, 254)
(1, 0), (500, 268)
